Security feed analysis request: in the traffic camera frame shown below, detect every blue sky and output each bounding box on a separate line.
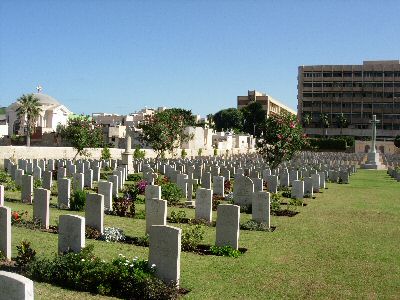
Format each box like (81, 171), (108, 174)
(1, 0), (399, 117)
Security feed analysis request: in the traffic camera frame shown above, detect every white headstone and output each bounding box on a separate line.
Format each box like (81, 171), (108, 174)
(33, 188), (50, 229)
(58, 214), (85, 253)
(149, 225), (181, 285)
(0, 271), (34, 300)
(0, 206), (11, 259)
(85, 193), (104, 233)
(215, 204), (240, 250)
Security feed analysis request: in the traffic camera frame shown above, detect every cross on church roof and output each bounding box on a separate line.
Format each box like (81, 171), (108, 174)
(36, 85), (42, 93)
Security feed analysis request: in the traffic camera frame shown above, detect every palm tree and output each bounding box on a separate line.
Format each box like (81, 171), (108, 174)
(320, 113), (329, 137)
(336, 113), (348, 136)
(16, 94), (42, 147)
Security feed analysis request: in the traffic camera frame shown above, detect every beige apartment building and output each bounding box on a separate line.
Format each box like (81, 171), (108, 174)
(237, 90), (296, 117)
(298, 60), (400, 139)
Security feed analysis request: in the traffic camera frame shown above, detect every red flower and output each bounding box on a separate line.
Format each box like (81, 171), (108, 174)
(12, 211), (19, 220)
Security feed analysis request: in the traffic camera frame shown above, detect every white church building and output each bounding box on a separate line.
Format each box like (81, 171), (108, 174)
(6, 92), (73, 136)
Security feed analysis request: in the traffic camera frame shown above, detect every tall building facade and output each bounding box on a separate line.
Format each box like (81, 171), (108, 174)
(237, 90), (296, 116)
(298, 60), (400, 139)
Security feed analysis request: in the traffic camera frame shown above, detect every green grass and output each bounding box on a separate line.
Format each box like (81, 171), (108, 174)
(3, 170), (400, 299)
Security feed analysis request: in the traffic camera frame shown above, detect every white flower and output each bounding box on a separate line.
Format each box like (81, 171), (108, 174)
(81, 259), (85, 262)
(151, 263), (156, 268)
(130, 264), (134, 267)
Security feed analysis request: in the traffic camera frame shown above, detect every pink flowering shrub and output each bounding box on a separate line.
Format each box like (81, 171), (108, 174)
(136, 180), (148, 195)
(257, 112), (308, 169)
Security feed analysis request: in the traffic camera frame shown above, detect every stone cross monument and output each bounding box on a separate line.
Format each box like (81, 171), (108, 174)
(121, 126), (134, 173)
(369, 115), (380, 154)
(362, 114), (385, 170)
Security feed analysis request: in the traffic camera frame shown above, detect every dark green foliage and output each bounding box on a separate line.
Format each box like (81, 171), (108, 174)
(394, 135), (400, 148)
(139, 108), (195, 157)
(270, 193), (281, 213)
(101, 147), (111, 160)
(58, 115), (103, 159)
(15, 94), (42, 147)
(241, 101), (266, 137)
(169, 210), (187, 223)
(70, 190), (86, 211)
(0, 171), (18, 191)
(306, 138), (348, 151)
(16, 240), (36, 268)
(213, 108), (243, 132)
(161, 182), (183, 206)
(133, 146), (146, 159)
(181, 225), (205, 251)
(33, 179), (41, 189)
(209, 245), (241, 258)
(25, 245), (178, 299)
(127, 173), (142, 182)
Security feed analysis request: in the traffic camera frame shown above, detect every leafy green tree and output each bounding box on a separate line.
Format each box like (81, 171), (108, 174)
(58, 115), (103, 160)
(336, 113), (348, 135)
(320, 113), (330, 137)
(139, 108), (194, 158)
(302, 113), (312, 128)
(394, 135), (400, 148)
(213, 108), (243, 132)
(257, 112), (307, 169)
(15, 94), (42, 147)
(241, 102), (266, 137)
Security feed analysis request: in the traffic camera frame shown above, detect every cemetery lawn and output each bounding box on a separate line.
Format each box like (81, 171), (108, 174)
(4, 169), (400, 299)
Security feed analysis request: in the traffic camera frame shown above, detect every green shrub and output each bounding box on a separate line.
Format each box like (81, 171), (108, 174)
(181, 149), (187, 158)
(240, 220), (271, 231)
(169, 210), (187, 223)
(210, 245), (241, 258)
(197, 148), (203, 156)
(161, 182), (183, 206)
(16, 240), (36, 268)
(101, 147), (111, 160)
(133, 146), (146, 159)
(270, 193), (281, 213)
(127, 173), (142, 182)
(0, 171), (18, 191)
(181, 225), (205, 251)
(213, 148), (218, 156)
(70, 190), (86, 211)
(34, 179), (42, 189)
(25, 245), (178, 299)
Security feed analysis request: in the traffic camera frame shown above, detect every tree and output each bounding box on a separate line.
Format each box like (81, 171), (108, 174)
(58, 115), (103, 160)
(15, 94), (42, 147)
(302, 113), (312, 128)
(213, 108), (243, 132)
(241, 101), (266, 137)
(320, 113), (330, 137)
(256, 112), (307, 169)
(394, 135), (400, 148)
(336, 113), (348, 136)
(139, 108), (194, 158)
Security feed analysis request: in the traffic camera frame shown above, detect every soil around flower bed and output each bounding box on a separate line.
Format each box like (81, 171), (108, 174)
(167, 217), (216, 227)
(272, 210), (299, 217)
(195, 244), (247, 256)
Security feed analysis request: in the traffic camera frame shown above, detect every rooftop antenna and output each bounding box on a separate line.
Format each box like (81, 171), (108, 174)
(36, 85), (42, 93)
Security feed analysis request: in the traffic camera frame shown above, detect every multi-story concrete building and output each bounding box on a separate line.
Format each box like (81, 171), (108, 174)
(237, 90), (296, 116)
(298, 60), (400, 139)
